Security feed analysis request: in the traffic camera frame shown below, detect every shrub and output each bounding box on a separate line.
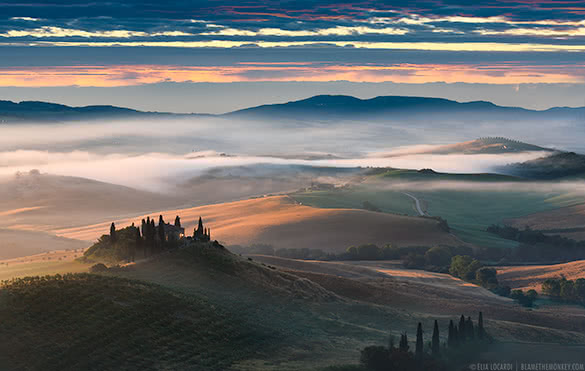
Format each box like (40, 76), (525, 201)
(449, 255), (482, 281)
(89, 263), (109, 273)
(475, 267), (499, 289)
(425, 246), (452, 267)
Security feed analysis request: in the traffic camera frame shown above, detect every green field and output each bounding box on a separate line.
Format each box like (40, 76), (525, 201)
(292, 177), (585, 249)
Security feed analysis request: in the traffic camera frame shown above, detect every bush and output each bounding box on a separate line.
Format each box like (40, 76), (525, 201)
(476, 267), (499, 289)
(425, 246), (452, 267)
(449, 255), (482, 281)
(510, 289), (537, 307)
(89, 263), (109, 273)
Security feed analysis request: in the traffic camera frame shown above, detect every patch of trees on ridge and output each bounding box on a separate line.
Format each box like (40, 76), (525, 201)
(82, 215), (215, 264)
(358, 312), (489, 371)
(486, 224), (585, 263)
(542, 277), (585, 306)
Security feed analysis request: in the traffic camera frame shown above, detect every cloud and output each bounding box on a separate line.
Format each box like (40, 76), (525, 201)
(0, 26), (192, 38)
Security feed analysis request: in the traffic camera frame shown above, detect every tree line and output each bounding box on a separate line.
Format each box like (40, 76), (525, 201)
(542, 277), (585, 306)
(487, 224), (585, 262)
(359, 312), (489, 371)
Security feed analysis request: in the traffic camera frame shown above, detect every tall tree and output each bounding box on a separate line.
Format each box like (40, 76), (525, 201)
(399, 333), (409, 352)
(447, 320), (455, 348)
(415, 322), (423, 360)
(453, 325), (459, 347)
(197, 217), (204, 237)
(134, 226), (141, 262)
(431, 320), (440, 357)
(458, 315), (466, 343)
(158, 215), (164, 226)
(110, 222), (116, 244)
(174, 215), (181, 228)
(158, 221), (166, 247)
(478, 312), (485, 340)
(466, 317), (475, 341)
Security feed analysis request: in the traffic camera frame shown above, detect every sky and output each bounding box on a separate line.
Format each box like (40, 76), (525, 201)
(1, 0), (585, 112)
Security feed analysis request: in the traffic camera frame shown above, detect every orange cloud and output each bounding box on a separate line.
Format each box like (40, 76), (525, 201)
(0, 63), (582, 87)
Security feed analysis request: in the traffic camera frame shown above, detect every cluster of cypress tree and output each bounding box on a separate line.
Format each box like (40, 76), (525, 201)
(360, 312), (488, 371)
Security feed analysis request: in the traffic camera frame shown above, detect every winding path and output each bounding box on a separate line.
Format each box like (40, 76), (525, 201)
(402, 192), (427, 216)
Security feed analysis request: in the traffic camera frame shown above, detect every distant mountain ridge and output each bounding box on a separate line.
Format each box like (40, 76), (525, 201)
(226, 95), (585, 121)
(1, 95), (584, 123)
(0, 100), (149, 122)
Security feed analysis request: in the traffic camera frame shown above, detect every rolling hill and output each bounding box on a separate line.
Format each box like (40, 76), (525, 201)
(497, 260), (585, 291)
(0, 273), (271, 370)
(56, 195), (463, 251)
(390, 137), (552, 155)
(498, 151), (585, 179)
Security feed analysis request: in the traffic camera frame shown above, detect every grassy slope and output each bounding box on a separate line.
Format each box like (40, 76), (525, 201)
(292, 171), (584, 249)
(1, 243), (584, 370)
(57, 196), (460, 253)
(113, 244), (399, 370)
(0, 273), (269, 371)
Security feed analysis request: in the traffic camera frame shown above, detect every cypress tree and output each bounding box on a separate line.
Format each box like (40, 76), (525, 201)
(466, 317), (474, 341)
(447, 320), (454, 348)
(158, 221), (166, 247)
(389, 334), (395, 350)
(110, 222), (116, 244)
(141, 219), (146, 236)
(174, 215), (181, 228)
(453, 325), (459, 347)
(415, 322), (423, 360)
(197, 217), (204, 237)
(458, 315), (466, 343)
(431, 320), (440, 357)
(478, 312), (485, 340)
(150, 219), (156, 244)
(399, 332), (409, 352)
(134, 227), (141, 262)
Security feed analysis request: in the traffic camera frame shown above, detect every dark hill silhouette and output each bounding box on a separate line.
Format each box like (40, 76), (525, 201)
(498, 151), (585, 179)
(0, 100), (147, 122)
(1, 95), (584, 123)
(225, 94), (584, 121)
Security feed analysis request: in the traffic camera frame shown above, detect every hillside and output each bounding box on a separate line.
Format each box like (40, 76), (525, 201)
(391, 137), (552, 155)
(56, 195), (462, 251)
(497, 260), (585, 291)
(0, 100), (148, 122)
(0, 273), (271, 370)
(498, 151), (585, 179)
(0, 171), (182, 236)
(504, 203), (585, 241)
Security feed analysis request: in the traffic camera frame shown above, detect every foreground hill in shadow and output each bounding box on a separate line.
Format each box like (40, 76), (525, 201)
(0, 272), (271, 371)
